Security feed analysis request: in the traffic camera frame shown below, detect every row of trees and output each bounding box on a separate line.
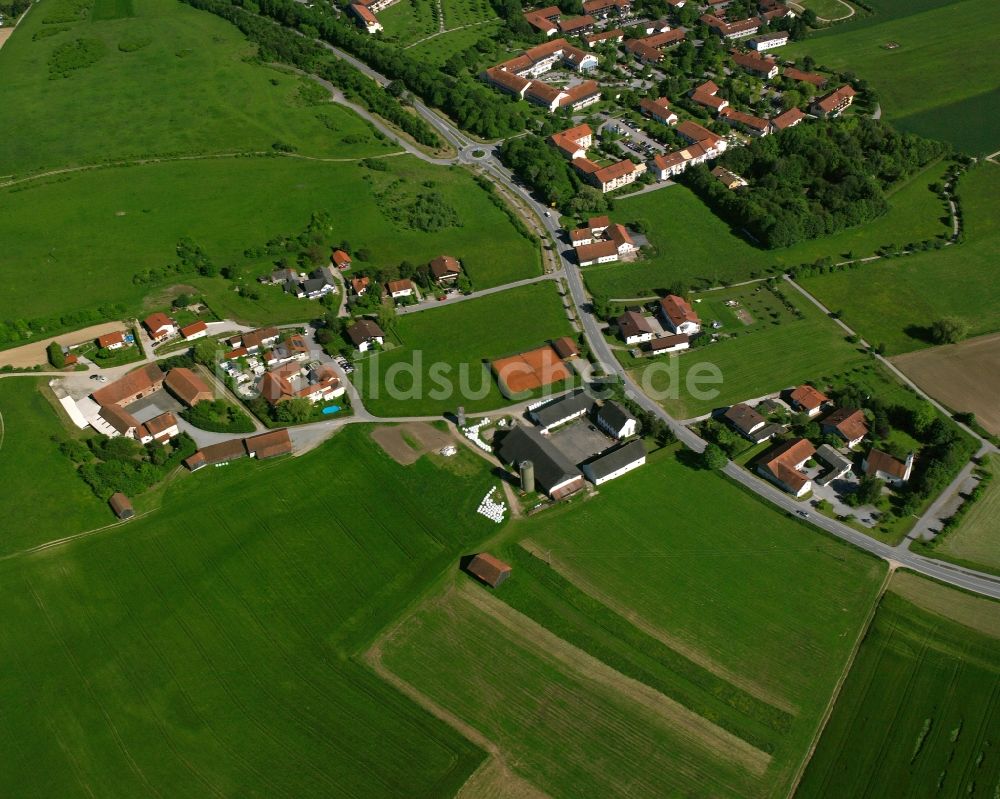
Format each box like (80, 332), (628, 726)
(683, 117), (949, 248)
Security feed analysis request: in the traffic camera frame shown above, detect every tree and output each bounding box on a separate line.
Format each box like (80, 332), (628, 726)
(275, 398), (313, 424)
(929, 317), (968, 345)
(701, 443), (728, 470)
(850, 476), (883, 506)
(47, 342), (66, 368)
(192, 339), (220, 367)
(910, 402), (937, 437)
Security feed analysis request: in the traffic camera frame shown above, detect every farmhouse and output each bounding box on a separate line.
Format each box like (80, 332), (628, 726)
(531, 389), (593, 433)
(864, 448), (914, 486)
(771, 107), (806, 131)
(811, 85), (857, 118)
(466, 552), (513, 588)
(550, 123), (593, 159)
(645, 333), (689, 354)
(720, 106), (770, 136)
(332, 249), (352, 270)
(143, 312), (177, 342)
(821, 407), (869, 447)
(97, 403), (143, 439)
(551, 336), (579, 360)
(658, 294), (701, 335)
(575, 239), (619, 266)
(140, 411), (180, 444)
(496, 424), (586, 499)
(180, 320), (208, 340)
(607, 223), (638, 256)
(92, 363), (165, 407)
(639, 97), (678, 126)
(109, 492), (135, 520)
(346, 319), (385, 352)
(749, 32), (788, 51)
(691, 80), (729, 113)
(617, 310), (655, 344)
(712, 165), (748, 189)
(97, 330), (127, 350)
(245, 429), (293, 460)
(730, 49), (779, 79)
(788, 384), (829, 417)
(387, 278), (416, 300)
(582, 439), (646, 485)
(429, 255), (462, 284)
(756, 437), (816, 497)
(595, 400), (638, 439)
(165, 367), (213, 407)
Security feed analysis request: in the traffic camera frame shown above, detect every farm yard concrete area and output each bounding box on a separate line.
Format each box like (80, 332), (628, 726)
(2, 0), (1000, 792)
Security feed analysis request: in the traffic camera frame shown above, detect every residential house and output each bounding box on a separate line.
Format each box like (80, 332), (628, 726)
(582, 439), (646, 485)
(530, 389), (593, 433)
(245, 429), (293, 460)
(822, 407), (869, 448)
(97, 331), (127, 350)
(701, 13), (759, 38)
(387, 278), (416, 300)
(639, 96), (678, 126)
(109, 492), (135, 520)
(561, 80), (602, 112)
(691, 80), (729, 113)
(644, 18), (670, 34)
(429, 255), (462, 284)
(723, 403), (766, 439)
(645, 333), (689, 354)
(712, 165), (748, 189)
(595, 401), (638, 439)
(348, 2), (383, 33)
(626, 39), (664, 64)
(332, 249), (352, 270)
(346, 319), (386, 352)
(617, 309), (654, 344)
(550, 124), (593, 159)
(351, 276), (371, 296)
(583, 0), (630, 18)
(642, 28), (685, 48)
(573, 157), (645, 193)
(650, 142), (710, 179)
(756, 437), (816, 496)
(523, 5), (561, 35)
(140, 411), (180, 444)
(496, 424), (586, 499)
(607, 223), (638, 257)
(238, 327), (280, 353)
(548, 337), (578, 362)
(811, 85), (857, 118)
(91, 363), (165, 407)
(262, 334), (310, 367)
(588, 215), (610, 235)
(143, 312), (177, 342)
(749, 31), (788, 50)
(771, 107), (806, 132)
(675, 120), (727, 156)
(720, 106), (771, 137)
(97, 403), (143, 439)
(558, 14), (596, 34)
(815, 444), (853, 486)
(165, 367), (213, 408)
(864, 448), (914, 486)
(730, 49), (779, 78)
(788, 384), (829, 417)
(575, 240), (620, 265)
(784, 67), (828, 88)
(466, 552), (513, 587)
(658, 294), (701, 335)
(584, 28), (624, 47)
(180, 320), (208, 340)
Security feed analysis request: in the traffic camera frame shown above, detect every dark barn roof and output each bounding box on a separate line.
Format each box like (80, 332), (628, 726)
(496, 425), (583, 494)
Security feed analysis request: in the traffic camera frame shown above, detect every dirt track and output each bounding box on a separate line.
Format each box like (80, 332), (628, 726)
(0, 322), (126, 369)
(891, 332), (1000, 435)
(370, 421), (452, 465)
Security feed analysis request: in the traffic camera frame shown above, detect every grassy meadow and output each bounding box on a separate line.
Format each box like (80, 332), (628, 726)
(585, 158), (951, 302)
(799, 162), (1000, 355)
(783, 0), (1000, 153)
(354, 282), (575, 417)
(0, 424), (497, 797)
(378, 0), (439, 45)
(381, 447), (888, 797)
(627, 282), (865, 419)
(797, 574), (1000, 797)
(0, 0), (398, 177)
(0, 379), (109, 553)
(929, 456), (1000, 573)
(0, 156), (539, 325)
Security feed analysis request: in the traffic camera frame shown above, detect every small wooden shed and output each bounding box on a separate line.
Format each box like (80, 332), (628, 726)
(466, 553), (512, 588)
(109, 492), (135, 520)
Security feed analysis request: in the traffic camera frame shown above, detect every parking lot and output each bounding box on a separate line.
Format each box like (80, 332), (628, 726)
(600, 117), (665, 159)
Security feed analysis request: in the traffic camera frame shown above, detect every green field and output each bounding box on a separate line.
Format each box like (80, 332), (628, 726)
(784, 0), (1000, 153)
(584, 159), (951, 301)
(931, 457), (1000, 573)
(354, 282), (574, 417)
(379, 0), (439, 44)
(406, 22), (501, 65)
(799, 0), (855, 19)
(441, 0), (497, 28)
(798, 576), (1000, 797)
(382, 448), (887, 797)
(799, 162), (1000, 355)
(0, 156), (539, 325)
(0, 379), (110, 553)
(0, 423), (498, 796)
(0, 0), (399, 177)
(627, 282), (865, 418)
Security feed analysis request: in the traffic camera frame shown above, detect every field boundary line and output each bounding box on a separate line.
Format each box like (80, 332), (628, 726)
(785, 564), (895, 797)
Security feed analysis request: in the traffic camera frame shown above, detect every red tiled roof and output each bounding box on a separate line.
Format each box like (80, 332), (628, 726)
(789, 384), (828, 411)
(467, 552), (512, 587)
(659, 294), (700, 326)
(759, 437), (815, 491)
(92, 363), (165, 406)
(245, 429), (292, 460)
(97, 331), (126, 348)
(165, 367), (213, 407)
(815, 85), (857, 112)
(823, 407), (868, 442)
(332, 249), (352, 267)
(180, 321), (208, 338)
(143, 312), (175, 334)
(575, 239), (618, 262)
(865, 448), (909, 479)
(771, 107), (806, 130)
(784, 67), (828, 87)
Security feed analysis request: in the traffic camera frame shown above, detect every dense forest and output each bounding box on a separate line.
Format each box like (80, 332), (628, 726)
(683, 117), (948, 248)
